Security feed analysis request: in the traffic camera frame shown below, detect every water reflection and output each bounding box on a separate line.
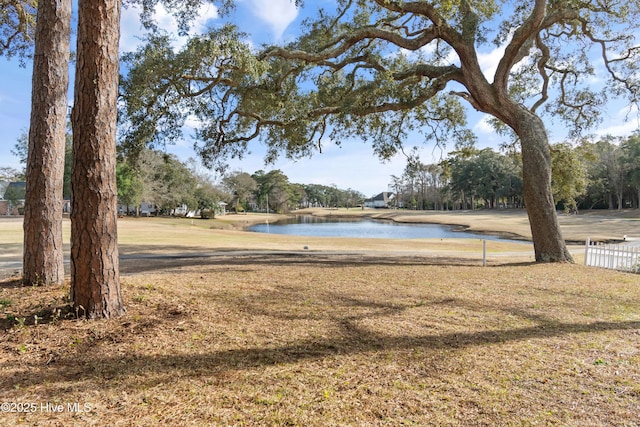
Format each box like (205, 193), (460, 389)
(249, 215), (516, 242)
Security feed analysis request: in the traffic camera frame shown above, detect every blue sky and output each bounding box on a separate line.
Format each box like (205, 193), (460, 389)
(1, 1), (639, 196)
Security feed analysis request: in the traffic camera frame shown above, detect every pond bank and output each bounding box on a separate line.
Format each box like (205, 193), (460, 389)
(292, 207), (639, 243)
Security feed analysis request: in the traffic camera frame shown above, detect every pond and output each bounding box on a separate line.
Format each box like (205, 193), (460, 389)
(249, 215), (519, 242)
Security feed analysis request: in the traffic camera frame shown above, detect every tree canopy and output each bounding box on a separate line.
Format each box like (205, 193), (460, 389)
(121, 0), (639, 164)
(119, 0), (640, 262)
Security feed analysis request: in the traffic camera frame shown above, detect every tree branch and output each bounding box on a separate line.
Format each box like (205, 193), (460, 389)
(494, 0), (547, 95)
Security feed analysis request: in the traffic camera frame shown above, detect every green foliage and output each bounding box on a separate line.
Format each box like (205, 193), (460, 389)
(119, 24), (267, 170)
(118, 0), (640, 173)
(393, 132), (640, 212)
(621, 134), (640, 202)
(301, 183), (365, 208)
(3, 182), (25, 204)
(584, 138), (629, 209)
(139, 150), (198, 213)
(116, 161), (144, 210)
(444, 147), (521, 209)
(222, 171), (258, 213)
(10, 130), (28, 165)
(550, 142), (589, 213)
(252, 169), (294, 213)
(0, 0), (37, 63)
(194, 182), (225, 218)
(113, 147), (366, 215)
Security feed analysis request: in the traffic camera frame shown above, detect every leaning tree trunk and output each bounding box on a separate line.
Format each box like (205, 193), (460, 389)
(513, 109), (573, 263)
(70, 0), (125, 318)
(23, 0), (71, 286)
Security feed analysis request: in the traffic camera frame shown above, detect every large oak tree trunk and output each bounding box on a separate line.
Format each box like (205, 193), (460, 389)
(70, 0), (125, 318)
(23, 0), (71, 286)
(512, 108), (573, 262)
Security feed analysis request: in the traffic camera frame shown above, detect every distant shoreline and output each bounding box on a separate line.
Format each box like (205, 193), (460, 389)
(288, 207), (639, 244)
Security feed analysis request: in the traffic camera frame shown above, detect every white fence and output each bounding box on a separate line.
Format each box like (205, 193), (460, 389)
(584, 237), (640, 274)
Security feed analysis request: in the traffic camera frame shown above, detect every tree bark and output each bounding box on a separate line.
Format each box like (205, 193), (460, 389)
(512, 108), (573, 262)
(70, 0), (125, 318)
(23, 0), (71, 286)
(617, 192), (623, 210)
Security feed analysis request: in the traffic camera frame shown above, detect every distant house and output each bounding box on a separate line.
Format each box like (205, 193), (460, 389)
(1, 181), (26, 215)
(3, 181), (26, 200)
(118, 202), (157, 217)
(0, 181), (8, 199)
(364, 192), (395, 208)
(1, 182), (72, 215)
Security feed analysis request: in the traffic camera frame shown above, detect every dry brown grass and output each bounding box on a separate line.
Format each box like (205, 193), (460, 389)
(1, 212), (639, 426)
(1, 255), (639, 426)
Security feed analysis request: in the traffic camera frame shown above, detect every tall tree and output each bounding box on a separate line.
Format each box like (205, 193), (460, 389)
(252, 169), (292, 213)
(621, 134), (640, 208)
(70, 0), (124, 317)
(139, 150), (197, 214)
(222, 171), (258, 213)
(550, 142), (589, 213)
(592, 138), (627, 210)
(194, 182), (227, 218)
(121, 1), (640, 262)
(22, 0), (71, 285)
(116, 160), (144, 215)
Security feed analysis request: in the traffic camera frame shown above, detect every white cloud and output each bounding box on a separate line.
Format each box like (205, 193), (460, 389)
(596, 104), (640, 137)
(120, 3), (219, 52)
(476, 45), (506, 83)
(240, 0), (298, 40)
(473, 114), (495, 134)
(184, 115), (204, 130)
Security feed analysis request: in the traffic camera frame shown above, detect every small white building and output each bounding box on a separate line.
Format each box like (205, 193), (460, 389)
(364, 192), (394, 208)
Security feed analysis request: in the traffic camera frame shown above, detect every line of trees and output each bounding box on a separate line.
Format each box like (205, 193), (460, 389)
(7, 135), (367, 216)
(8, 132), (640, 217)
(115, 149), (366, 216)
(391, 135), (640, 213)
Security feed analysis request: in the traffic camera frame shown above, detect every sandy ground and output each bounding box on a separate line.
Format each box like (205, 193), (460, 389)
(295, 207), (640, 243)
(1, 208), (638, 279)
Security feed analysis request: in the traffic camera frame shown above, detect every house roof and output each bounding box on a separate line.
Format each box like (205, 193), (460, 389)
(3, 181), (26, 200)
(365, 192), (394, 202)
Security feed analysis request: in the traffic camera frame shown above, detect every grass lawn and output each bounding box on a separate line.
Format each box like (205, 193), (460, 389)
(0, 212), (639, 426)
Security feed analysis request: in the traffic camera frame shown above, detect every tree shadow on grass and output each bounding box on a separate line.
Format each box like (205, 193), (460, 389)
(4, 308), (639, 391)
(0, 302), (77, 330)
(0, 277), (23, 289)
(119, 249), (487, 275)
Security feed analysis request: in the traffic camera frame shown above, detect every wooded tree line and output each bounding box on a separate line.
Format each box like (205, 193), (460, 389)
(115, 150), (366, 215)
(7, 135), (365, 214)
(9, 133), (639, 215)
(391, 134), (640, 213)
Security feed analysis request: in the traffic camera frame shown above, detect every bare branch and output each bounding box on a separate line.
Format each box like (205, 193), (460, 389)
(494, 0), (547, 94)
(531, 33), (551, 113)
